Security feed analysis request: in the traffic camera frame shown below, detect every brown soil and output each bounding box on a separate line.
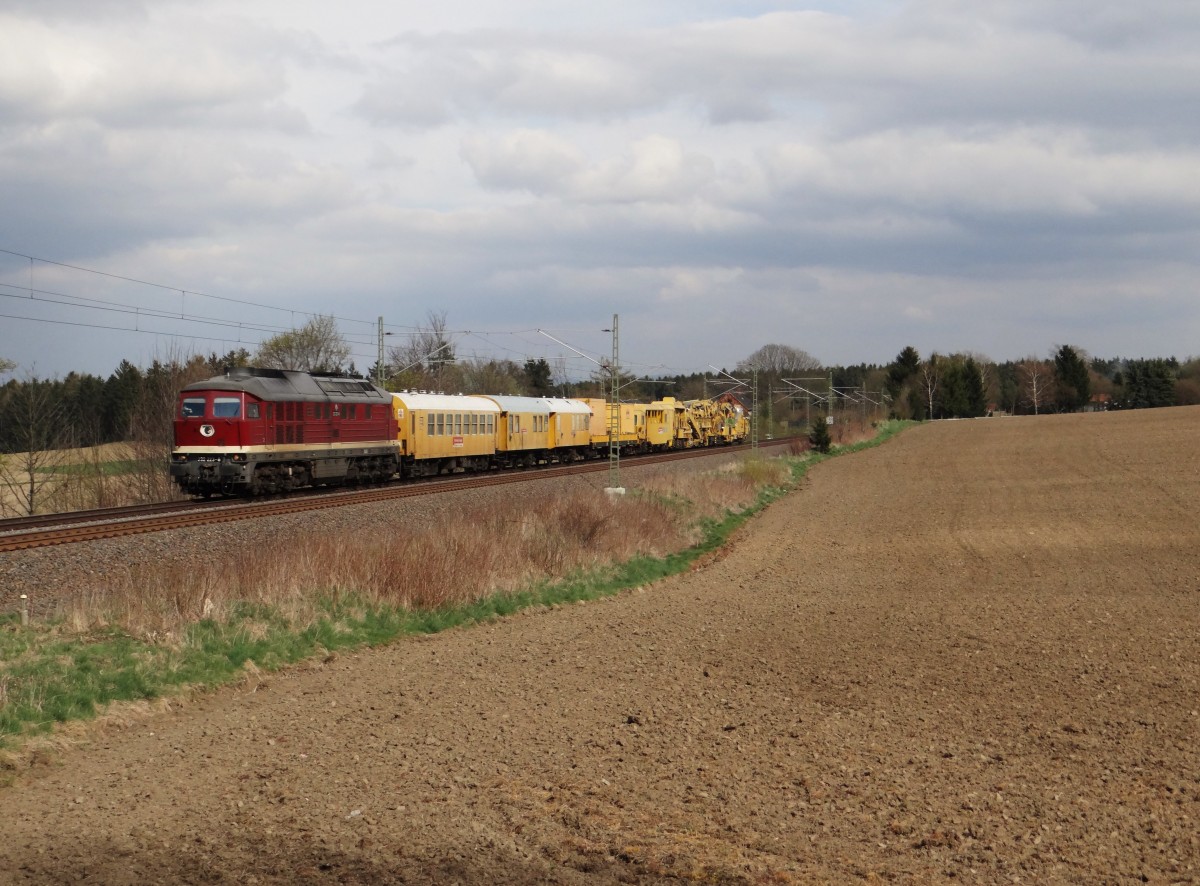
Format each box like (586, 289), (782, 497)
(2, 409), (1198, 884)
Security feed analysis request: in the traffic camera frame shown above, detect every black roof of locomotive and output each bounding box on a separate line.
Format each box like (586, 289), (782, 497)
(181, 367), (391, 403)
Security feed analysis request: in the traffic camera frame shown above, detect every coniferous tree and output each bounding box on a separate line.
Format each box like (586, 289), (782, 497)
(1053, 345), (1091, 412)
(103, 360), (143, 441)
(1120, 359), (1177, 408)
(808, 417), (832, 453)
(522, 358), (554, 396)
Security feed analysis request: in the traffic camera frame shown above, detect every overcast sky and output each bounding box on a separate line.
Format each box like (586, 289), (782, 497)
(1, 0), (1197, 382)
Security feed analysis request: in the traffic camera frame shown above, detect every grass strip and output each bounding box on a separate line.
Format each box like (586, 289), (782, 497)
(35, 460), (151, 477)
(0, 422), (912, 749)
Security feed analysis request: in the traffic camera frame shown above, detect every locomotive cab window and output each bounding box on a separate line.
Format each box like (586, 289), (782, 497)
(213, 397), (241, 418)
(247, 403), (260, 419)
(181, 397), (205, 418)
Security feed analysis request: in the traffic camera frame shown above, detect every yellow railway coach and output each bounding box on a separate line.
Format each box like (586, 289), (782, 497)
(543, 397), (593, 455)
(391, 391), (500, 478)
(478, 395), (591, 466)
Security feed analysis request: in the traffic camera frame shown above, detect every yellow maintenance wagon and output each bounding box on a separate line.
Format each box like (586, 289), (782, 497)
(391, 391), (500, 478)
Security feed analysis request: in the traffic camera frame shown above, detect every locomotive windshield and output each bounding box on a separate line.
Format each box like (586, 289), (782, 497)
(181, 397), (205, 418)
(213, 397), (242, 418)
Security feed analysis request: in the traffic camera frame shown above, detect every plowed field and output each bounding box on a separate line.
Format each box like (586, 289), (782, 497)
(3, 408), (1198, 884)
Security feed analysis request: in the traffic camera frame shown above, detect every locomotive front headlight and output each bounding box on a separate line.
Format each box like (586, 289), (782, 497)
(230, 453), (247, 463)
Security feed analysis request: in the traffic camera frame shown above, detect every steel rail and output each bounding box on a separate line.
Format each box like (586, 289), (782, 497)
(0, 439), (794, 553)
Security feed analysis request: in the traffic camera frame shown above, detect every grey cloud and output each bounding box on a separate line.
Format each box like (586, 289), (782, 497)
(3, 2), (1198, 378)
(461, 131), (721, 206)
(0, 10), (327, 134)
(952, 0), (1200, 49)
(352, 9), (1199, 143)
(0, 0), (149, 22)
(0, 121), (359, 264)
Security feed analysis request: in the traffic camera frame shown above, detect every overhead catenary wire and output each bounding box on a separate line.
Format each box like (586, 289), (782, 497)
(1, 247), (736, 380)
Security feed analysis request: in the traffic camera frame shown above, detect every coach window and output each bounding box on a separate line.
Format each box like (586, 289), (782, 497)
(455, 414), (463, 435)
(436, 413), (444, 435)
(213, 397), (241, 418)
(427, 414), (434, 435)
(181, 397), (205, 418)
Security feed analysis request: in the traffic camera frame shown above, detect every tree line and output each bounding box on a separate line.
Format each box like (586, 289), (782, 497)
(1, 318), (1197, 514)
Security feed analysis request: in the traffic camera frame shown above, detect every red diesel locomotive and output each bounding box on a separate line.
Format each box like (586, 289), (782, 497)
(170, 367), (399, 496)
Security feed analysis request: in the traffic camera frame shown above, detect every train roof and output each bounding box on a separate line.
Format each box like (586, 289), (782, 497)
(182, 367), (390, 402)
(477, 395), (591, 415)
(389, 391), (500, 412)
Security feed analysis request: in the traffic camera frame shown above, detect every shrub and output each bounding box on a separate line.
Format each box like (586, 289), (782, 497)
(808, 418), (832, 453)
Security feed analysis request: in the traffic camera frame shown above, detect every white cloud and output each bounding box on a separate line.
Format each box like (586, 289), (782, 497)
(460, 129), (586, 193)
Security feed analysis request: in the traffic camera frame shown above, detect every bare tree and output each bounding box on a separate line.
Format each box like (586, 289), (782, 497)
(0, 372), (69, 515)
(388, 311), (457, 390)
(256, 315), (350, 373)
(128, 350), (212, 503)
(458, 357), (523, 395)
(920, 354), (941, 419)
(550, 356), (571, 396)
(737, 344), (822, 374)
(1019, 359), (1052, 415)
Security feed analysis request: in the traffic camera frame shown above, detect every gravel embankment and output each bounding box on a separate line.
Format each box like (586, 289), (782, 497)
(0, 451), (753, 620)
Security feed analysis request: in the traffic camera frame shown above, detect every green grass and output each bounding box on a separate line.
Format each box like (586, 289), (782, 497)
(0, 422), (912, 750)
(35, 459), (152, 477)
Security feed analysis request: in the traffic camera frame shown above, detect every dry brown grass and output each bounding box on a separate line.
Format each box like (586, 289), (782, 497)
(65, 456), (788, 638)
(1, 442), (181, 516)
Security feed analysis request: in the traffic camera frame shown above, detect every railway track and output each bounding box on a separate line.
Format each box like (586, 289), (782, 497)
(0, 441), (792, 553)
